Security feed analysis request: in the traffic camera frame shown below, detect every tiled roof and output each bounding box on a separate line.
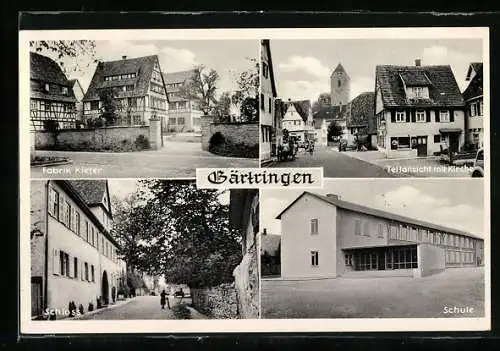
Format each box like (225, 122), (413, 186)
(312, 104), (345, 120)
(68, 180), (108, 206)
(30, 52), (72, 86)
(276, 191), (482, 240)
(331, 63), (347, 77)
(399, 71), (432, 86)
(163, 69), (197, 85)
(83, 55), (160, 101)
(470, 62), (483, 75)
(376, 65), (465, 107)
(261, 234), (280, 255)
(262, 40), (278, 97)
(284, 100), (311, 122)
(347, 92), (375, 129)
(463, 64), (483, 102)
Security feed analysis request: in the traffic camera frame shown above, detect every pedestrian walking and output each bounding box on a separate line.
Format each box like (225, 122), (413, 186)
(160, 289), (167, 310)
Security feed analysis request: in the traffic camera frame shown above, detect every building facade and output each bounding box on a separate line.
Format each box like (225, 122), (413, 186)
(277, 192), (483, 280)
(375, 60), (466, 158)
(69, 79), (85, 124)
(260, 40), (278, 161)
(282, 100), (314, 142)
(163, 69), (203, 132)
(463, 62), (484, 148)
(30, 52), (78, 131)
(31, 180), (126, 319)
(82, 55), (168, 127)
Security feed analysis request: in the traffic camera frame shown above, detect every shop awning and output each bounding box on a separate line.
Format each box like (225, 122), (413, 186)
(439, 128), (462, 134)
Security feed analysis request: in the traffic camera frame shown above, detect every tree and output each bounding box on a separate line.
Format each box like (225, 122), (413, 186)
(327, 121), (343, 141)
(239, 96), (258, 122)
(178, 66), (219, 114)
(98, 88), (119, 126)
(30, 40), (97, 75)
(231, 58), (259, 121)
(213, 91), (232, 122)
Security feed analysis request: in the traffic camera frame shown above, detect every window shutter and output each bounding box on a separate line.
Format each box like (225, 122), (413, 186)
(450, 109), (454, 122)
(435, 109), (440, 122)
(406, 109), (411, 122)
(390, 110), (395, 123)
(53, 249), (59, 275)
(426, 109), (431, 122)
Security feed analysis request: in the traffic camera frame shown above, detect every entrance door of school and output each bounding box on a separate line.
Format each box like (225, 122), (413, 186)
(411, 136), (427, 157)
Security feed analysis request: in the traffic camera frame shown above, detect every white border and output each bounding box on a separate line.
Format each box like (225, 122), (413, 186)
(20, 27), (490, 334)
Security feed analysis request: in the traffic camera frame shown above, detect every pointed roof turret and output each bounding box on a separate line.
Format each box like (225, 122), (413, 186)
(331, 63), (348, 77)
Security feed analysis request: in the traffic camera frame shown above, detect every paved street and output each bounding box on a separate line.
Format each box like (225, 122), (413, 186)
(78, 295), (201, 320)
(31, 139), (258, 178)
(265, 146), (396, 178)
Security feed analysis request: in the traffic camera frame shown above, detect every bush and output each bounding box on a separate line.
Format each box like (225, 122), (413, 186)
(209, 132), (225, 148)
(172, 304), (192, 319)
(78, 304), (84, 315)
(209, 140), (259, 159)
(135, 134), (150, 150)
(88, 302), (94, 312)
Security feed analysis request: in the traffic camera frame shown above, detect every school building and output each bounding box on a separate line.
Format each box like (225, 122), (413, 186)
(277, 192), (484, 280)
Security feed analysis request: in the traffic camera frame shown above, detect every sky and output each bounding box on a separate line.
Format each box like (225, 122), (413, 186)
(269, 38), (483, 103)
(261, 179), (485, 238)
(34, 40), (258, 98)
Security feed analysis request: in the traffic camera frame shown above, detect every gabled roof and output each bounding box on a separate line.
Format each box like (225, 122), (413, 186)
(276, 191), (482, 240)
(67, 180), (112, 218)
(375, 65), (464, 107)
(463, 63), (483, 102)
(331, 63), (348, 77)
(30, 52), (72, 86)
(83, 55), (161, 101)
(466, 62), (483, 81)
(262, 40), (277, 97)
(283, 100), (311, 122)
(312, 104), (346, 121)
(261, 234), (280, 256)
(346, 92), (375, 129)
(162, 69), (197, 85)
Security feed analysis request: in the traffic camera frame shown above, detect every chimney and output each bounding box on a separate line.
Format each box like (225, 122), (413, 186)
(326, 194), (339, 200)
(415, 58), (421, 67)
(122, 55), (127, 60)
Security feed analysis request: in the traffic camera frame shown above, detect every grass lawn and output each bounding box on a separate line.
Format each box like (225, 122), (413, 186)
(261, 267), (485, 319)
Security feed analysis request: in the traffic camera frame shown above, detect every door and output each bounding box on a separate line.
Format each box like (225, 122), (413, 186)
(31, 277), (43, 318)
(416, 136), (427, 157)
(449, 134), (459, 154)
(102, 271), (109, 305)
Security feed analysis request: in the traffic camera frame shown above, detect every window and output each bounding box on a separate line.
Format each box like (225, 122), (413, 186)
(260, 93), (265, 110)
(310, 219), (319, 235)
(262, 62), (269, 79)
(390, 224), (397, 240)
(84, 263), (89, 281)
(128, 97), (138, 108)
(434, 134), (441, 143)
(338, 80), (341, 87)
(169, 118), (176, 125)
(417, 229), (423, 241)
(378, 223), (384, 238)
(479, 101), (483, 116)
(91, 265), (95, 282)
(311, 251), (319, 267)
(64, 201), (71, 228)
(471, 103), (477, 117)
(62, 87), (68, 96)
(90, 101), (99, 110)
(414, 87), (424, 97)
(439, 110), (450, 122)
(74, 211), (80, 235)
(48, 187), (59, 218)
(268, 97), (272, 113)
(91, 227), (95, 247)
(85, 220), (90, 242)
(391, 137), (410, 150)
(355, 220), (362, 235)
(415, 110), (426, 122)
(177, 117), (185, 125)
(395, 110), (406, 122)
(345, 253), (353, 266)
(59, 251), (69, 277)
(73, 257), (78, 278)
(363, 221), (370, 236)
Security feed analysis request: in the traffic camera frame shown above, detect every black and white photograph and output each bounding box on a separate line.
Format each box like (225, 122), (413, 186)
(260, 35), (486, 178)
(28, 38), (259, 178)
(30, 179), (259, 321)
(260, 179), (485, 319)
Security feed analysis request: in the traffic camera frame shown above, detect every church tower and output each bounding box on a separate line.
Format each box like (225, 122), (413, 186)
(330, 63), (350, 106)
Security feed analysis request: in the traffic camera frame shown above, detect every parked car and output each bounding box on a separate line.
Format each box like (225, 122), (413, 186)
(471, 148), (484, 177)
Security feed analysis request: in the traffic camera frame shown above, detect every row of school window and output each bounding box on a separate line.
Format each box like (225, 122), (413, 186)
(392, 109), (454, 123)
(354, 219), (386, 238)
(445, 250), (475, 265)
(388, 223), (475, 249)
(56, 249), (95, 283)
(48, 186), (119, 263)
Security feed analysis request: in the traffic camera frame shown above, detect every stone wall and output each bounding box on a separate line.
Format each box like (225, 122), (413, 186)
(233, 241), (259, 318)
(35, 124), (162, 152)
(190, 283), (239, 319)
(201, 116), (259, 151)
